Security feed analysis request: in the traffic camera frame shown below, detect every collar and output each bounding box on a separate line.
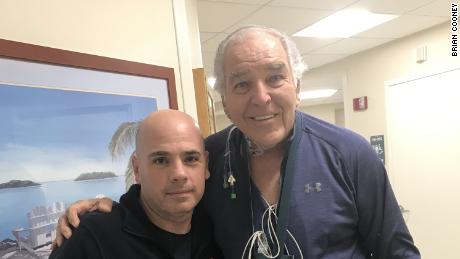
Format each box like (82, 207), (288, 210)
(232, 111), (299, 156)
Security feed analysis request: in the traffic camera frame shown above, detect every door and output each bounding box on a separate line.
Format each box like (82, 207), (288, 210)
(387, 67), (460, 258)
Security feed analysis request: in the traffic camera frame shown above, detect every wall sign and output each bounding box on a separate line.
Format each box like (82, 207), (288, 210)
(370, 135), (385, 165)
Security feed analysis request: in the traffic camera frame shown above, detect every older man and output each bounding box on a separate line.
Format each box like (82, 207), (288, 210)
(55, 25), (420, 259)
(50, 110), (221, 259)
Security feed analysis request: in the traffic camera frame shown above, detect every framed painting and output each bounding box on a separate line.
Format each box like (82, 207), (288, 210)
(0, 38), (177, 258)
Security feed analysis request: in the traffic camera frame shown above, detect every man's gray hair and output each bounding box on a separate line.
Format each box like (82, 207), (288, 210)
(213, 25), (307, 96)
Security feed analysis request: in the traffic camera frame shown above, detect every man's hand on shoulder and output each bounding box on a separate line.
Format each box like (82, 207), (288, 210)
(52, 197), (113, 249)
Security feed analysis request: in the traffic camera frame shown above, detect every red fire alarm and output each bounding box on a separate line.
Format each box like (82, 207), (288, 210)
(353, 96), (368, 111)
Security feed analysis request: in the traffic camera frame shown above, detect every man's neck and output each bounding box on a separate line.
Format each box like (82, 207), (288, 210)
(139, 196), (192, 234)
(250, 143), (285, 205)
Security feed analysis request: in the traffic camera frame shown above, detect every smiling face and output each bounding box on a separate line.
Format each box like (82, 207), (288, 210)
(133, 110), (208, 229)
(222, 31), (299, 149)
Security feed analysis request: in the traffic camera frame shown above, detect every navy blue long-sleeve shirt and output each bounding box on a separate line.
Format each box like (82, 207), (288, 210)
(202, 111), (420, 259)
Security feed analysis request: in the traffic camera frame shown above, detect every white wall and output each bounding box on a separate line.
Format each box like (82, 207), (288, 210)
(0, 0), (202, 119)
(334, 108), (345, 127)
(299, 103), (344, 125)
(215, 113), (232, 131)
(386, 68), (460, 258)
(302, 22), (460, 141)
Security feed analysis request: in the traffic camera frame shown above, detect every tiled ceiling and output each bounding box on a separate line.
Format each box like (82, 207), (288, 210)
(197, 0), (450, 105)
(198, 0), (450, 74)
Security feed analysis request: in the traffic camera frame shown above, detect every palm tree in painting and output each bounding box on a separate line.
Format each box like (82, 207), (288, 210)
(108, 121), (139, 191)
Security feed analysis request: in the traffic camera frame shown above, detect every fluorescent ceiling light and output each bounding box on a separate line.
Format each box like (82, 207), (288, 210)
(293, 9), (398, 38)
(207, 76), (216, 89)
(300, 89), (337, 100)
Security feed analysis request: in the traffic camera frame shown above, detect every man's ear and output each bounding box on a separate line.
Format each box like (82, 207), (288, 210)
(132, 153), (141, 184)
(204, 151), (210, 179)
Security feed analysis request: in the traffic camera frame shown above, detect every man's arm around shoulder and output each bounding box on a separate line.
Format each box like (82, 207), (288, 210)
(50, 222), (102, 259)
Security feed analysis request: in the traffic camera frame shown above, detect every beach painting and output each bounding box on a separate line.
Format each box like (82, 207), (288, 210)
(0, 83), (156, 258)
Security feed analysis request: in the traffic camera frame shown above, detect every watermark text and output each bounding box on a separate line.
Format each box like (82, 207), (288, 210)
(452, 2), (458, 56)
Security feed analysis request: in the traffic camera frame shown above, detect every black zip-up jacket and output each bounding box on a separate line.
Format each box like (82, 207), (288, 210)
(50, 184), (221, 259)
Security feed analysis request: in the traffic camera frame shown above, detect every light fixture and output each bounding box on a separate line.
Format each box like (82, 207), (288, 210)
(207, 76), (216, 89)
(300, 89), (337, 100)
(293, 9), (398, 38)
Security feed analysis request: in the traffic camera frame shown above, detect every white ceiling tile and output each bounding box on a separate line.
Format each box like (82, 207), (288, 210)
(203, 0), (271, 5)
(200, 32), (217, 43)
(408, 0), (451, 17)
(355, 15), (449, 38)
(224, 6), (331, 34)
(268, 0), (358, 10)
(348, 0), (435, 14)
(201, 33), (230, 52)
(303, 54), (348, 69)
(292, 37), (342, 54)
(197, 2), (261, 32)
(312, 38), (393, 55)
(198, 0), (453, 87)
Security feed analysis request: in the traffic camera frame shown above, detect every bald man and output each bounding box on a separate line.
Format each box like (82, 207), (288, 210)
(49, 110), (221, 259)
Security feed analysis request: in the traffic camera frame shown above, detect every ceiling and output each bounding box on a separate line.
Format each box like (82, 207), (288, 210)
(197, 0), (450, 106)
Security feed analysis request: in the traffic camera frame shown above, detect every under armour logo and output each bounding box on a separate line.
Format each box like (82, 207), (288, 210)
(305, 183), (322, 193)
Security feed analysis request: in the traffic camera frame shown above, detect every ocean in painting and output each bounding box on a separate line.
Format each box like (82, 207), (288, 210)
(0, 176), (124, 241)
(0, 82), (157, 258)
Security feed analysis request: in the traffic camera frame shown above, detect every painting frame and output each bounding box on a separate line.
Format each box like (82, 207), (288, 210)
(0, 38), (177, 109)
(0, 38), (177, 258)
